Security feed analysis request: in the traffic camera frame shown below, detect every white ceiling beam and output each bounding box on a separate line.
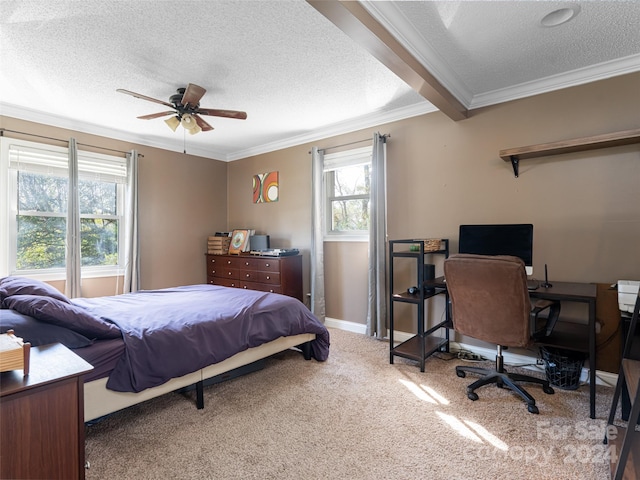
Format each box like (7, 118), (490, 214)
(308, 0), (468, 121)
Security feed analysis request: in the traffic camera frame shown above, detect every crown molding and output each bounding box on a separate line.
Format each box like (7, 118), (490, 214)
(470, 53), (640, 109)
(358, 1), (640, 114)
(224, 102), (437, 161)
(1, 100), (436, 162)
(0, 103), (229, 160)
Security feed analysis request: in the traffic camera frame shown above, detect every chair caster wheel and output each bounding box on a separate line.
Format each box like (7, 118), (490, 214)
(543, 385), (555, 395)
(456, 370), (466, 378)
(467, 392), (479, 401)
(527, 404), (539, 414)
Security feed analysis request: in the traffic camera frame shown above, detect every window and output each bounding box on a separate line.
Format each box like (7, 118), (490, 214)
(1, 138), (127, 278)
(324, 146), (372, 239)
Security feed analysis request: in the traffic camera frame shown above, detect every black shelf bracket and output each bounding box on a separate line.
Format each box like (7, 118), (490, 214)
(510, 155), (520, 178)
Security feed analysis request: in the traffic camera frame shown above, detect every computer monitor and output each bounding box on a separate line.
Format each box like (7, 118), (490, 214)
(458, 224), (534, 276)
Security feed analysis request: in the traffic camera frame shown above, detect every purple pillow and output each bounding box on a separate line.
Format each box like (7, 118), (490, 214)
(0, 276), (70, 304)
(0, 308), (92, 349)
(4, 295), (121, 340)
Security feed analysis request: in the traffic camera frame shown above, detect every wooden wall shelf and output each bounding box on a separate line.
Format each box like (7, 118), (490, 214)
(500, 128), (640, 177)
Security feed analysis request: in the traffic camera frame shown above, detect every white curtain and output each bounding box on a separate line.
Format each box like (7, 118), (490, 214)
(367, 133), (388, 338)
(310, 147), (326, 322)
(65, 138), (82, 298)
(123, 150), (140, 293)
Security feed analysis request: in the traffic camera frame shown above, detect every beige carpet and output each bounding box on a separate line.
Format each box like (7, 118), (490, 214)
(85, 328), (617, 479)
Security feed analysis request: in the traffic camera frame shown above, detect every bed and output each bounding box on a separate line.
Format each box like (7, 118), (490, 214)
(0, 277), (329, 421)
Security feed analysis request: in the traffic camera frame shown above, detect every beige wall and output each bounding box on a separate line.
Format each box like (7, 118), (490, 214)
(0, 116), (228, 295)
(226, 147), (316, 295)
(228, 72), (640, 331)
(2, 72), (638, 327)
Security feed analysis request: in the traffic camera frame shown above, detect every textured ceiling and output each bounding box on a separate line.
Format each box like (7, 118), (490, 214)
(1, 1), (639, 161)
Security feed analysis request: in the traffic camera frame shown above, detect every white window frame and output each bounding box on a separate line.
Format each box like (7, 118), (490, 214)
(323, 146), (372, 242)
(0, 137), (127, 280)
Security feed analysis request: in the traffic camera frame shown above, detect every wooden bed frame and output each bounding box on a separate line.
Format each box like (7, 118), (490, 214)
(84, 333), (315, 421)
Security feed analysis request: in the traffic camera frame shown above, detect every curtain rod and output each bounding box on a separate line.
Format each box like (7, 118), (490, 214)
(308, 133), (390, 154)
(0, 128), (143, 157)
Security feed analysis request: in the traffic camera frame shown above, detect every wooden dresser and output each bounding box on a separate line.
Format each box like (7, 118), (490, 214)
(206, 253), (303, 302)
(0, 343), (93, 480)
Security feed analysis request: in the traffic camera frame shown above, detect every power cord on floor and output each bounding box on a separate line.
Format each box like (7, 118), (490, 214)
(457, 351), (486, 362)
(431, 348), (486, 362)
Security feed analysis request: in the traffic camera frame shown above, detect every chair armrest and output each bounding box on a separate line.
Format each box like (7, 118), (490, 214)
(530, 299), (561, 338)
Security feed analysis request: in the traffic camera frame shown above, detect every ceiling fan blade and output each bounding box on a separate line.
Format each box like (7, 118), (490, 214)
(137, 111), (176, 120)
(117, 89), (174, 108)
(181, 83), (206, 107)
(194, 114), (214, 132)
(197, 108), (247, 120)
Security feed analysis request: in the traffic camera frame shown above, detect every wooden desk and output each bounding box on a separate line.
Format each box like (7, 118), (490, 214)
(530, 282), (597, 418)
(0, 343), (93, 479)
(431, 277), (598, 418)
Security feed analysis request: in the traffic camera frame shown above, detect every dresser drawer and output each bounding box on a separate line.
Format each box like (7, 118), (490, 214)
(241, 270), (280, 285)
(208, 255), (242, 272)
(205, 254), (302, 301)
(241, 281), (283, 294)
(208, 276), (240, 288)
(240, 257), (281, 273)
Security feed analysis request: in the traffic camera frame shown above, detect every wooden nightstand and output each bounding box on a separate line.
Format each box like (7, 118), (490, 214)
(0, 343), (93, 480)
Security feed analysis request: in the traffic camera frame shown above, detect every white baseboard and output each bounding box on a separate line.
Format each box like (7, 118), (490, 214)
(325, 317), (367, 334)
(325, 318), (618, 388)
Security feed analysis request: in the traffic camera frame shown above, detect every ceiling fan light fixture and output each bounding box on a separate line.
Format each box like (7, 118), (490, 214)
(165, 116), (180, 131)
(181, 113), (197, 129)
(187, 123), (202, 135)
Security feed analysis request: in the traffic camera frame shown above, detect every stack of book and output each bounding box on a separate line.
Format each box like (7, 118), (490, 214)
(207, 235), (231, 255)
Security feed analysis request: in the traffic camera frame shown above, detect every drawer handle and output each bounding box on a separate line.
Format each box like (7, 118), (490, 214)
(211, 270), (216, 274)
(245, 262), (250, 266)
(227, 260), (232, 264)
(243, 286), (248, 289)
(266, 275), (270, 280)
(228, 272), (232, 276)
(231, 283), (235, 287)
(265, 263), (270, 267)
(269, 289), (274, 293)
(246, 273), (250, 278)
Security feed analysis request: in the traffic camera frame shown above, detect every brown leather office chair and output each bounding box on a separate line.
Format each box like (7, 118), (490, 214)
(443, 254), (561, 414)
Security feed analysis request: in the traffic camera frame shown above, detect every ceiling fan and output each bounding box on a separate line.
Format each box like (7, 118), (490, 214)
(116, 83), (247, 135)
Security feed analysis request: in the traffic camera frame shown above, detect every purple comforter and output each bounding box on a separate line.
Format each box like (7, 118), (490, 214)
(72, 285), (330, 393)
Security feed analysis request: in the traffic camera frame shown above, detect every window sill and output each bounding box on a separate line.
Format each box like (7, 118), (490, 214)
(323, 235), (369, 243)
(11, 267), (124, 282)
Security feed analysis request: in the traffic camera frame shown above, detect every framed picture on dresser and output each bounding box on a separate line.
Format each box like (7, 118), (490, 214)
(229, 229), (250, 254)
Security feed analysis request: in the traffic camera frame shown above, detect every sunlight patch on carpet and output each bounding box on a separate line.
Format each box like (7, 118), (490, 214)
(436, 412), (483, 443)
(464, 420), (509, 451)
(398, 379), (437, 404)
(421, 385), (449, 405)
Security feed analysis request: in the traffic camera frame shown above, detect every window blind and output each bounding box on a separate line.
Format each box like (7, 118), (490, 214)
(8, 142), (127, 184)
(323, 146), (372, 172)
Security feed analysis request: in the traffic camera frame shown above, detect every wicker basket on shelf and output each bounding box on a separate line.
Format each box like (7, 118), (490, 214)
(422, 238), (442, 252)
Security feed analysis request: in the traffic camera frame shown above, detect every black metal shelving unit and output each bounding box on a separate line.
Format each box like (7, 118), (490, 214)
(389, 238), (450, 372)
